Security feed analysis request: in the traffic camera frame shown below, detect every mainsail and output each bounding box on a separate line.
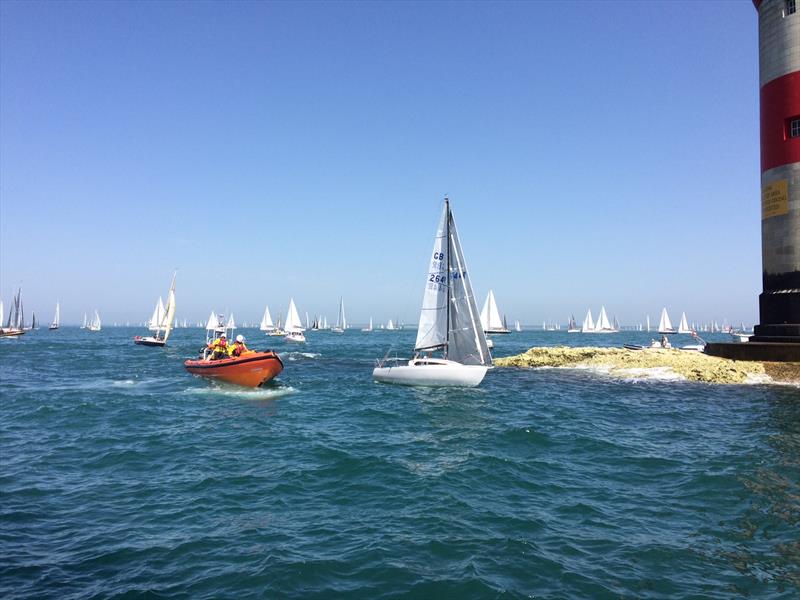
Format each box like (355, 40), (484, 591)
(415, 204), (449, 352)
(149, 297), (165, 331)
(581, 309), (595, 332)
(259, 306), (274, 331)
(479, 290), (505, 332)
(658, 308), (674, 333)
(285, 299), (303, 332)
(336, 297), (347, 329)
(595, 306), (612, 331)
(677, 312), (691, 334)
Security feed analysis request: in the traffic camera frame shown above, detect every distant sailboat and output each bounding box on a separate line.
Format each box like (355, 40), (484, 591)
(88, 309), (102, 332)
(646, 315), (651, 332)
(386, 319), (396, 330)
(81, 313), (88, 329)
(373, 197), (491, 387)
(259, 305), (275, 332)
(134, 273), (177, 346)
(515, 320), (522, 332)
(677, 311), (691, 334)
(567, 314), (580, 333)
(581, 309), (595, 333)
(331, 297), (347, 333)
(592, 306), (617, 333)
(362, 317), (373, 332)
(1, 289), (26, 337)
(480, 290), (510, 334)
(284, 298), (306, 342)
(658, 308), (676, 334)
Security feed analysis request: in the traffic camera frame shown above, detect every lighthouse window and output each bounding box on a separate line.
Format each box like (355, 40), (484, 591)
(792, 118), (800, 138)
(787, 0), (796, 16)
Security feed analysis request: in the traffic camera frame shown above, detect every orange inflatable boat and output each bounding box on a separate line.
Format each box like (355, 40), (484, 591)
(184, 350), (283, 388)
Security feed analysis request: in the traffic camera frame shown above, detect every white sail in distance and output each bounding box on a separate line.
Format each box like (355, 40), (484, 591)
(205, 311), (220, 331)
(581, 309), (594, 332)
(285, 299), (303, 332)
(479, 290), (505, 332)
(595, 306), (612, 331)
(658, 308), (675, 333)
(149, 297), (165, 331)
(336, 297), (347, 329)
(677, 312), (691, 334)
(52, 302), (60, 328)
(259, 306), (274, 330)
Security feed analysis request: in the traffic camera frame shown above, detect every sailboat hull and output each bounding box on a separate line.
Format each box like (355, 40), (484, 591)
(184, 351), (284, 388)
(0, 329), (25, 338)
(372, 360), (488, 387)
(134, 336), (166, 347)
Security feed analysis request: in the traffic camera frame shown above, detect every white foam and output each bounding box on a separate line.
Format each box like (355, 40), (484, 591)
(280, 352), (321, 361)
(180, 384), (296, 399)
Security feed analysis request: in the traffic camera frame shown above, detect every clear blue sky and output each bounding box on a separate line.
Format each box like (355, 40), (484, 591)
(1, 0), (760, 326)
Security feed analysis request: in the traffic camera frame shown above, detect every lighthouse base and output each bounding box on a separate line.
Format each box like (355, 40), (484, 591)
(704, 341), (800, 362)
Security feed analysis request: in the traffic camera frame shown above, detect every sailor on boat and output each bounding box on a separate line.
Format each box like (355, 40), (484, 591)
(206, 333), (230, 360)
(230, 334), (249, 357)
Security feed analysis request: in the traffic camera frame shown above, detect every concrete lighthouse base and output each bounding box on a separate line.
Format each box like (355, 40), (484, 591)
(704, 341), (800, 362)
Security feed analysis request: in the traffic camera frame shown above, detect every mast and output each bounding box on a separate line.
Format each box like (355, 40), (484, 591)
(445, 196), (450, 359)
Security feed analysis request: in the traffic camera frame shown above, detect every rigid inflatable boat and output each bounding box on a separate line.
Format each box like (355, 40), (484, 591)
(184, 350), (283, 388)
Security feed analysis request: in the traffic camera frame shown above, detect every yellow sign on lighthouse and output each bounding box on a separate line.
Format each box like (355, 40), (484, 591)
(762, 179), (789, 220)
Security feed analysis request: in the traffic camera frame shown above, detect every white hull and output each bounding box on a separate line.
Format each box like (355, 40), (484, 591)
(284, 331), (306, 343)
(372, 359), (488, 387)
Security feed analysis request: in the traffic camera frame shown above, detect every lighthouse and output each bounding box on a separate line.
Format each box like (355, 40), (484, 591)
(708, 1), (800, 360)
(752, 0), (800, 345)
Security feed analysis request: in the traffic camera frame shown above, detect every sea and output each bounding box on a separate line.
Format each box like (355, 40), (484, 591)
(1, 327), (798, 599)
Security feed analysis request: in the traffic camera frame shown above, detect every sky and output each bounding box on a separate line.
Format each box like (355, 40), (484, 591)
(0, 0), (762, 327)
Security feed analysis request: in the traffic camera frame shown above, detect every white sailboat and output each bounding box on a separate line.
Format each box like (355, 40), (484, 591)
(581, 309), (595, 333)
(646, 315), (651, 332)
(331, 297), (347, 333)
(49, 301), (60, 330)
(226, 313), (236, 334)
(284, 298), (306, 342)
(135, 273), (176, 346)
(259, 305), (274, 332)
(515, 320), (522, 332)
(373, 197), (491, 387)
(678, 312), (693, 333)
(88, 309), (102, 332)
(592, 306), (617, 333)
(677, 311), (692, 334)
(386, 319), (396, 330)
(205, 311), (221, 344)
(362, 317), (373, 332)
(480, 290), (510, 334)
(658, 307), (676, 334)
(81, 313), (88, 329)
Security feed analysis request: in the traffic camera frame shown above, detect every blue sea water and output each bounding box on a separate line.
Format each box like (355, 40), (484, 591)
(1, 327), (798, 599)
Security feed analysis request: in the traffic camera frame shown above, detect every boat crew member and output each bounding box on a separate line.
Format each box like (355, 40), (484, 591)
(207, 333), (229, 360)
(231, 334), (249, 357)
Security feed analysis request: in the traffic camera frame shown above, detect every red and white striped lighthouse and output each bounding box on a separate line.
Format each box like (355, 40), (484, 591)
(752, 0), (800, 343)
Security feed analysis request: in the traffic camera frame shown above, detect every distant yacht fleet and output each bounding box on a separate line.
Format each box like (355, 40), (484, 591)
(0, 285), (753, 340)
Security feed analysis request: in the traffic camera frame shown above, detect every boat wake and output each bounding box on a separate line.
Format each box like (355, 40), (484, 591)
(280, 351), (321, 361)
(180, 383), (297, 399)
